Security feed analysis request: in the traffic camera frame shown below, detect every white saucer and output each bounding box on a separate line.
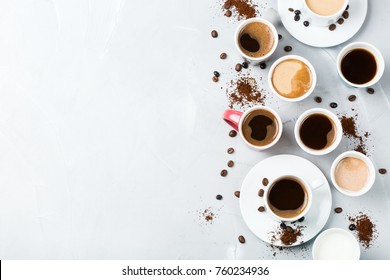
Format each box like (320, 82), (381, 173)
(240, 154), (332, 247)
(278, 0), (368, 48)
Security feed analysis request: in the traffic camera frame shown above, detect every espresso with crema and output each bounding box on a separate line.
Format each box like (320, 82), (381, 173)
(299, 114), (336, 150)
(238, 21), (275, 58)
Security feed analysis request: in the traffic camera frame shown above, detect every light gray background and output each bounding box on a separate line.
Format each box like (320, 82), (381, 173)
(0, 0), (389, 259)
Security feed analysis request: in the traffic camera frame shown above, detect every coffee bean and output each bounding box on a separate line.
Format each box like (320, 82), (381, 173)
(229, 130), (237, 137)
(242, 62), (249, 69)
(379, 168), (387, 174)
(334, 207), (343, 213)
(220, 52), (227, 59)
(223, 2), (231, 9)
(235, 63), (242, 72)
(238, 235), (246, 244)
(343, 11), (349, 19)
(224, 10), (232, 17)
(337, 18), (344, 25)
(262, 178), (269, 186)
(260, 62), (266, 69)
(216, 194), (223, 200)
(288, 8), (294, 12)
(258, 206), (265, 212)
(367, 88), (375, 94)
(298, 216), (305, 222)
(294, 14), (300, 21)
(212, 76), (219, 82)
(213, 71), (220, 77)
(286, 226), (293, 233)
(346, 4), (349, 10)
(349, 224), (356, 231)
(294, 10), (301, 15)
(227, 160), (234, 168)
(303, 21), (309, 27)
(280, 222), (287, 229)
(234, 191), (240, 198)
(348, 95), (356, 102)
(330, 102), (338, 108)
(314, 96), (322, 103)
(211, 30), (218, 38)
(278, 34), (282, 40)
(284, 46), (292, 52)
(329, 24), (336, 31)
(227, 147), (235, 154)
(220, 169), (228, 177)
(258, 189), (264, 197)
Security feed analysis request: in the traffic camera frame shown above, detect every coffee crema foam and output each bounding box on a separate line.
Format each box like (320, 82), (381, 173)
(272, 59), (312, 99)
(238, 21), (275, 58)
(306, 0), (345, 16)
(335, 157), (369, 192)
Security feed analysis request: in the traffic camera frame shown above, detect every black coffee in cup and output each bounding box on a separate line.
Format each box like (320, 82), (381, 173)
(341, 49), (377, 85)
(268, 177), (308, 219)
(299, 113), (336, 150)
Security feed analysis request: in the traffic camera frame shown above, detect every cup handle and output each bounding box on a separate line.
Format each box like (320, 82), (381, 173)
(309, 179), (324, 190)
(263, 8), (281, 26)
(223, 109), (243, 131)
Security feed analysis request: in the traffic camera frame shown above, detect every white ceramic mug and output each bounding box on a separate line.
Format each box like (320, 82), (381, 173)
(337, 42), (385, 88)
(330, 151), (376, 197)
(268, 55), (317, 102)
(294, 108), (342, 155)
(264, 175), (323, 222)
(302, 0), (349, 27)
(223, 106), (283, 151)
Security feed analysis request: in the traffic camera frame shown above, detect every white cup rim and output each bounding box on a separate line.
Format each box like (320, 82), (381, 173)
(238, 106), (283, 151)
(312, 228), (360, 260)
(330, 151), (376, 197)
(303, 0), (349, 19)
(337, 42), (385, 88)
(264, 175), (313, 222)
(234, 18), (278, 62)
(268, 55), (317, 102)
(294, 108), (342, 155)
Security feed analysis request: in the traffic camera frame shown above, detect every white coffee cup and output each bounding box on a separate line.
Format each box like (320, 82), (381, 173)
(330, 151), (376, 197)
(264, 175), (323, 222)
(234, 17), (278, 64)
(268, 55), (317, 102)
(337, 42), (385, 88)
(223, 106), (283, 151)
(302, 0), (349, 27)
(294, 108), (342, 155)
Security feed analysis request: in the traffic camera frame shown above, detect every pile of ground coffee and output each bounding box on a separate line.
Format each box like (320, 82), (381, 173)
(348, 213), (378, 248)
(222, 0), (257, 20)
(340, 115), (370, 155)
(226, 76), (266, 109)
(271, 225), (304, 246)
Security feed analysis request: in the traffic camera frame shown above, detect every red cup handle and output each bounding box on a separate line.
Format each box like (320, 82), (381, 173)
(223, 109), (243, 131)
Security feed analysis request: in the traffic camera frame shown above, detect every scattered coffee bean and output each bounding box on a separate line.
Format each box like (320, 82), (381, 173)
(349, 224), (356, 231)
(346, 4), (349, 10)
(216, 194), (223, 200)
(298, 216), (305, 222)
(280, 222), (287, 229)
(314, 96), (322, 103)
(258, 206), (265, 212)
(334, 207), (343, 213)
(367, 88), (375, 94)
(234, 191), (240, 198)
(220, 52), (227, 59)
(379, 168), (387, 174)
(329, 24), (336, 31)
(242, 62), (249, 69)
(235, 63), (242, 72)
(278, 34), (282, 40)
(213, 71), (220, 77)
(220, 169), (228, 177)
(286, 226), (293, 233)
(224, 10), (232, 17)
(238, 235), (246, 244)
(227, 147), (235, 154)
(262, 178), (269, 186)
(227, 160), (234, 168)
(330, 102), (338, 108)
(348, 95), (356, 102)
(294, 10), (301, 15)
(294, 14), (300, 21)
(229, 130), (237, 137)
(223, 2), (231, 9)
(337, 18), (344, 25)
(260, 62), (266, 69)
(303, 21), (309, 27)
(212, 76), (219, 82)
(288, 8), (294, 12)
(211, 30), (218, 38)
(284, 46), (292, 52)
(342, 11), (349, 19)
(258, 189), (264, 197)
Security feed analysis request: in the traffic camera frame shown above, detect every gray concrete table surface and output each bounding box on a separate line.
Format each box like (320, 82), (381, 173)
(0, 0), (389, 259)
